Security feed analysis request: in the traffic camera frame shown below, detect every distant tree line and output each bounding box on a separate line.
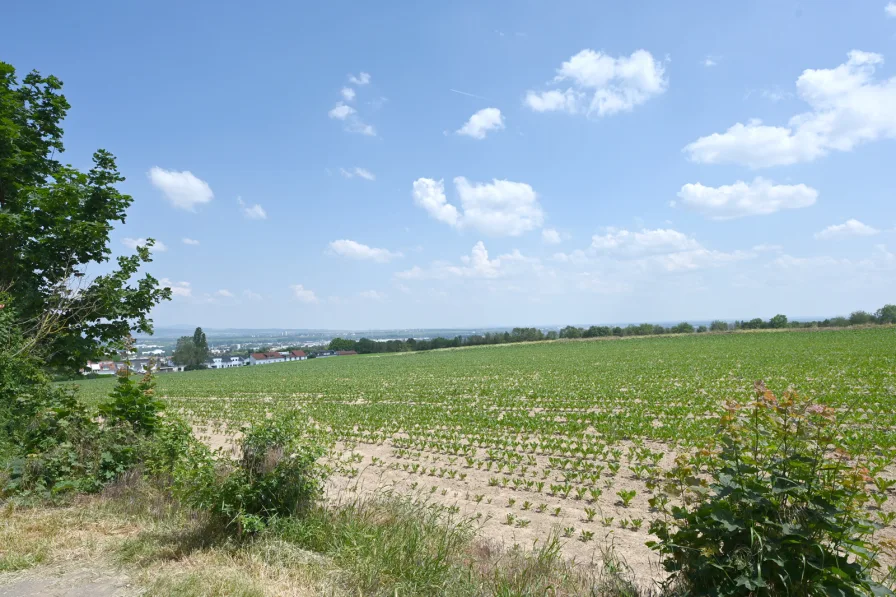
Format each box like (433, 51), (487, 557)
(324, 304), (896, 356)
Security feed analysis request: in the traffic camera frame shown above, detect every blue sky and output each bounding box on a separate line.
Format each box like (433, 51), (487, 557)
(5, 0), (896, 329)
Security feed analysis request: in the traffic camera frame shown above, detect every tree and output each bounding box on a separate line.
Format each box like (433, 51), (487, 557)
(671, 322), (694, 334)
(769, 314), (788, 329)
(709, 320), (729, 332)
(559, 326), (583, 339)
(172, 327), (210, 369)
(0, 61), (169, 371)
(849, 310), (874, 325)
(876, 304), (896, 324)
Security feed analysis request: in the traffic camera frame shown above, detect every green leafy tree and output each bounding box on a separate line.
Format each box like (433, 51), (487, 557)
(0, 61), (169, 371)
(849, 310), (874, 325)
(171, 327), (210, 369)
(768, 313), (788, 328)
(709, 320), (729, 332)
(876, 304), (896, 324)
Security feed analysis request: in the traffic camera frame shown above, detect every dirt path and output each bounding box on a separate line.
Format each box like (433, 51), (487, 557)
(0, 563), (138, 597)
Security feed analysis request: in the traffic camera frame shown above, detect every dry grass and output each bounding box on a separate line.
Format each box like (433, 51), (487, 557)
(0, 479), (644, 597)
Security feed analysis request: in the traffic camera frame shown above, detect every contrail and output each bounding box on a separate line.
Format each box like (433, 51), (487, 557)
(449, 88), (490, 101)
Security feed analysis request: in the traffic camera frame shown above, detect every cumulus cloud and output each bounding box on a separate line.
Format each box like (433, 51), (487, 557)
(411, 177), (544, 236)
(340, 167), (376, 180)
(215, 289), (233, 297)
(411, 178), (461, 227)
(237, 197), (267, 220)
(160, 278), (191, 298)
(328, 239), (402, 262)
(684, 51), (896, 168)
(122, 237), (166, 252)
(814, 219), (880, 240)
(341, 87), (356, 101)
(148, 167), (214, 211)
(290, 284), (319, 303)
(524, 49), (667, 117)
(348, 72), (371, 85)
(887, 2), (896, 17)
(243, 290), (262, 301)
(456, 108), (505, 139)
(182, 238), (200, 246)
(675, 178), (818, 219)
(703, 55), (719, 67)
(328, 102), (356, 120)
(396, 241), (536, 280)
(542, 228), (562, 244)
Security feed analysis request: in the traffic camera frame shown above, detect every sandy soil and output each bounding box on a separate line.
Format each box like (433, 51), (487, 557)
(199, 429), (896, 589)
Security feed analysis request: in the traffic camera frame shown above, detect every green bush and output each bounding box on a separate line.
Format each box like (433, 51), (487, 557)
(98, 367), (165, 434)
(174, 417), (326, 534)
(648, 382), (895, 596)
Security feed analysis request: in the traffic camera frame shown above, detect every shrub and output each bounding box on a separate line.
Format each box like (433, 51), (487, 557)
(174, 416), (326, 534)
(648, 381), (895, 596)
(98, 366), (165, 434)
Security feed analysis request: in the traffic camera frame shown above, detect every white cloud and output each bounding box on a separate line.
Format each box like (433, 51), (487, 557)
(341, 87), (356, 101)
(684, 51), (896, 168)
(591, 228), (701, 256)
(455, 177), (544, 236)
(148, 167), (214, 211)
(348, 72), (371, 85)
(328, 239), (402, 263)
(290, 284), (319, 303)
(542, 228), (562, 244)
(359, 290), (386, 301)
(237, 197), (267, 220)
(329, 102), (375, 135)
(396, 241), (536, 280)
(182, 238), (200, 246)
(814, 219), (880, 240)
(122, 237), (166, 252)
(411, 177), (544, 237)
(524, 49), (667, 117)
(243, 289), (262, 301)
(340, 167), (376, 180)
(676, 178), (818, 219)
(328, 102), (356, 120)
(160, 278), (192, 298)
(412, 178), (461, 227)
(703, 55), (718, 67)
(587, 227), (754, 272)
(524, 89), (580, 113)
(215, 289), (233, 297)
(456, 107), (505, 139)
(887, 2), (896, 17)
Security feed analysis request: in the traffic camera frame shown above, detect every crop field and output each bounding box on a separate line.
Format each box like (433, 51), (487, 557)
(71, 328), (896, 578)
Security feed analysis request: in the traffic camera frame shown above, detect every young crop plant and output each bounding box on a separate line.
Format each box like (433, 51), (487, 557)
(616, 489), (636, 507)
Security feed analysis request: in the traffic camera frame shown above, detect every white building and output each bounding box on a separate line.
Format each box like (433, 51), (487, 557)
(208, 356), (244, 369)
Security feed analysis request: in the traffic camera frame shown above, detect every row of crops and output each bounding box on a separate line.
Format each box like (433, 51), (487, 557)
(73, 328), (896, 453)
(71, 328), (896, 561)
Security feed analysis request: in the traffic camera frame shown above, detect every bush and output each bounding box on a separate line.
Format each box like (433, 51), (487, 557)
(648, 381), (895, 596)
(174, 416), (326, 534)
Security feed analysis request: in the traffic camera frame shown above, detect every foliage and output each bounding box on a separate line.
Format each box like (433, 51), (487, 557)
(172, 327), (210, 369)
(174, 415), (326, 534)
(0, 61), (169, 372)
(648, 382), (894, 597)
(98, 364), (166, 434)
